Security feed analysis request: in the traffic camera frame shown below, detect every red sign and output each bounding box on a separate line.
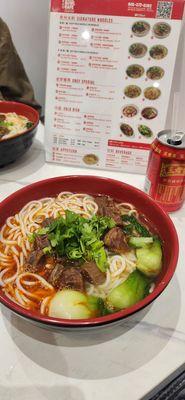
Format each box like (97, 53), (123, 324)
(108, 140), (151, 150)
(51, 0), (185, 19)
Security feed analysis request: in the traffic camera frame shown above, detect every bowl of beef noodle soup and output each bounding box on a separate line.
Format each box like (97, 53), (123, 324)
(0, 101), (39, 167)
(0, 176), (179, 330)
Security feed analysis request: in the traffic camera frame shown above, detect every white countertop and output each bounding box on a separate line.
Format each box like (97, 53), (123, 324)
(0, 124), (184, 400)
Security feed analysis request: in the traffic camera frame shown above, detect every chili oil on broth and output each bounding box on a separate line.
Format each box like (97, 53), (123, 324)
(0, 193), (97, 312)
(0, 193), (160, 319)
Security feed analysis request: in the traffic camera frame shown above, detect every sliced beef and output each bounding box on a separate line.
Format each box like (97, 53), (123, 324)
(81, 261), (105, 285)
(103, 227), (129, 254)
(0, 114), (6, 122)
(25, 250), (45, 273)
(48, 264), (84, 291)
(41, 217), (55, 228)
(95, 196), (123, 226)
(34, 234), (50, 250)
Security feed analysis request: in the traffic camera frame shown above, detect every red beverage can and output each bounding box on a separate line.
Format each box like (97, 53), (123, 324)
(144, 130), (185, 212)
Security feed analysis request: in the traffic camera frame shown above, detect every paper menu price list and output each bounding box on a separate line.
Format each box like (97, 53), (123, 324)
(50, 140), (149, 172)
(52, 134), (101, 148)
(54, 14), (121, 112)
(55, 77), (116, 104)
(51, 135), (102, 166)
(46, 2), (183, 173)
(83, 113), (111, 135)
(51, 12), (179, 150)
(51, 13), (122, 144)
(57, 14), (122, 74)
(53, 105), (112, 136)
(105, 146), (149, 171)
(54, 105), (81, 133)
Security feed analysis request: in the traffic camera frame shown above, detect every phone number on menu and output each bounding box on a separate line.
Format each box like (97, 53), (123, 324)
(128, 2), (152, 8)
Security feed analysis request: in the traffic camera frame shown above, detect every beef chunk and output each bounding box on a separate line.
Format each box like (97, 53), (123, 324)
(81, 261), (105, 285)
(41, 217), (55, 228)
(59, 267), (84, 291)
(48, 264), (65, 288)
(63, 258), (83, 268)
(48, 264), (84, 291)
(54, 256), (83, 269)
(0, 126), (9, 137)
(25, 234), (50, 273)
(34, 234), (50, 250)
(103, 227), (129, 254)
(25, 250), (45, 273)
(95, 196), (123, 226)
(42, 256), (57, 278)
(0, 114), (6, 122)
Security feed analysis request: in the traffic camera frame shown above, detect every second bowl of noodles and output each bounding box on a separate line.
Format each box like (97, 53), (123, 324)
(0, 101), (39, 168)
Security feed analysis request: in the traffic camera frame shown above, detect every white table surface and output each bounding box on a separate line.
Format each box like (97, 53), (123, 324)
(0, 123), (184, 400)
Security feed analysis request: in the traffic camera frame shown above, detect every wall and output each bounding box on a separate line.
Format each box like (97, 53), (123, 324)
(1, 1), (185, 130)
(166, 19), (185, 132)
(1, 0), (50, 113)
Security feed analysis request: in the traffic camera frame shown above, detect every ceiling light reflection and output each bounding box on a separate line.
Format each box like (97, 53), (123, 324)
(81, 30), (90, 40)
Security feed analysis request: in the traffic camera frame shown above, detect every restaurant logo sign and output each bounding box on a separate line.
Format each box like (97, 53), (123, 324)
(62, 0), (75, 12)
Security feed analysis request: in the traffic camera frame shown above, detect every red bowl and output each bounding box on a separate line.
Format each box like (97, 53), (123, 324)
(0, 176), (179, 330)
(0, 101), (39, 168)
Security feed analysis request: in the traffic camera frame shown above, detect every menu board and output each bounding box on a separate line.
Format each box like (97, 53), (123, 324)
(45, 0), (184, 173)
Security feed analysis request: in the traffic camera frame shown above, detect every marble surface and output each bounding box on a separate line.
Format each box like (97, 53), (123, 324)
(0, 124), (184, 400)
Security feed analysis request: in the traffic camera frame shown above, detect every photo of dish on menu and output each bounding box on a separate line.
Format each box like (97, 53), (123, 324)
(45, 0), (184, 173)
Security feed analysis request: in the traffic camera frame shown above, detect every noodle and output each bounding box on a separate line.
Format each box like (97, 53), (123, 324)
(0, 192), (138, 314)
(40, 296), (53, 315)
(86, 252), (137, 299)
(0, 112), (33, 140)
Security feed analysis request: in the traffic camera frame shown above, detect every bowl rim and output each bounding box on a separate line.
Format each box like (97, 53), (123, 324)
(0, 101), (39, 143)
(0, 175), (179, 327)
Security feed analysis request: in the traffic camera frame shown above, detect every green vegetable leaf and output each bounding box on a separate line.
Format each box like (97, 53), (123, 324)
(50, 236), (58, 248)
(47, 219), (59, 232)
(93, 246), (108, 272)
(37, 227), (50, 235)
(43, 246), (52, 255)
(136, 240), (162, 277)
(87, 295), (100, 312)
(26, 121), (34, 129)
(107, 270), (150, 310)
(28, 233), (36, 243)
(129, 236), (153, 248)
(66, 242), (83, 259)
(65, 210), (80, 225)
(33, 211), (115, 272)
(122, 215), (150, 237)
(0, 121), (14, 127)
(97, 298), (113, 316)
(122, 224), (133, 235)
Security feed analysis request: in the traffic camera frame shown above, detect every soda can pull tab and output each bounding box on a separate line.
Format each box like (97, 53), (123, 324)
(167, 132), (185, 146)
